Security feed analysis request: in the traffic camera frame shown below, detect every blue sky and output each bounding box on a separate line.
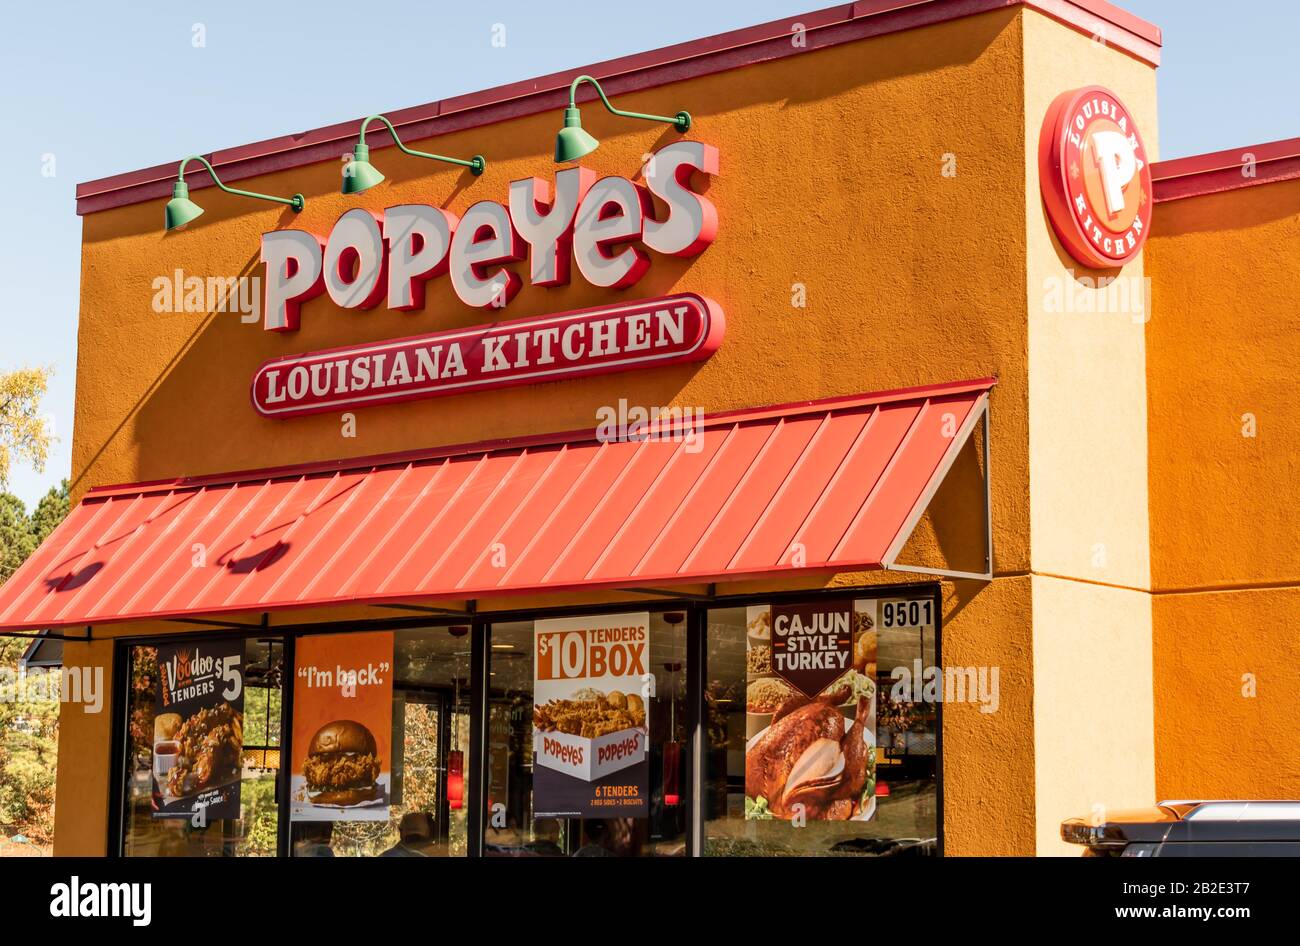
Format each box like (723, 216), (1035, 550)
(2, 0), (1296, 508)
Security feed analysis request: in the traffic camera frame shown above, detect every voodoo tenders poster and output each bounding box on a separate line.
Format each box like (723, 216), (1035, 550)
(533, 613), (650, 818)
(153, 639), (245, 820)
(291, 631), (394, 822)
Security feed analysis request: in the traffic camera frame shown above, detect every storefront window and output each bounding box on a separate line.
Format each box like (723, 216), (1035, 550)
(704, 594), (939, 855)
(117, 588), (939, 857)
(121, 639), (282, 857)
(484, 612), (688, 856)
(290, 627), (470, 856)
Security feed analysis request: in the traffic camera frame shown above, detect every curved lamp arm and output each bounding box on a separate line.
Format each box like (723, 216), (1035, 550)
(568, 75), (691, 132)
(177, 155), (304, 211)
(359, 115), (486, 175)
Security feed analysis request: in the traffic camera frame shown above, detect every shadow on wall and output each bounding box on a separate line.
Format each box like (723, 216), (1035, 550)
(77, 8), (1020, 490)
(70, 248), (262, 498)
(893, 414), (991, 588)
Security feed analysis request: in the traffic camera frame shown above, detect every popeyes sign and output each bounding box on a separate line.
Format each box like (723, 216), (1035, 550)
(252, 141), (721, 417)
(1039, 86), (1151, 269)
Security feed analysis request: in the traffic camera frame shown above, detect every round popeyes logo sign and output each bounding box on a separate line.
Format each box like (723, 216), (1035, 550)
(1039, 86), (1151, 268)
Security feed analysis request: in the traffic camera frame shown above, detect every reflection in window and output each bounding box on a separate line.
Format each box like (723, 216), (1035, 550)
(119, 597), (938, 858)
(704, 598), (938, 856)
(121, 640), (281, 857)
(290, 627), (471, 857)
(484, 614), (687, 856)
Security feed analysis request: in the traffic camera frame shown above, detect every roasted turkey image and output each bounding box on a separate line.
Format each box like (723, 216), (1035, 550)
(745, 694), (873, 820)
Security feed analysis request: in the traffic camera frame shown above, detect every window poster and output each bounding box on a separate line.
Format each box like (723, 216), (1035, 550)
(291, 631), (394, 822)
(744, 598), (878, 822)
(152, 638), (245, 821)
(532, 613), (650, 818)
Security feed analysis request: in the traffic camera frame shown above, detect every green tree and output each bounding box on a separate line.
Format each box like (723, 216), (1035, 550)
(0, 480), (67, 586)
(0, 493), (35, 586)
(0, 480), (71, 852)
(28, 481), (70, 546)
(0, 369), (63, 853)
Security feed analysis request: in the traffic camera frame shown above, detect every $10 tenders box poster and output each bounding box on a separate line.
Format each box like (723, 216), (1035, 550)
(532, 613), (651, 818)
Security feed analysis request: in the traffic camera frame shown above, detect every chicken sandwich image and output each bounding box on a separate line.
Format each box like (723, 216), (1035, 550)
(304, 720), (383, 806)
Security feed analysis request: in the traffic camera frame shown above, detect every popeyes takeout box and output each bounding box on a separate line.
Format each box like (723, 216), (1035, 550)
(534, 725), (647, 782)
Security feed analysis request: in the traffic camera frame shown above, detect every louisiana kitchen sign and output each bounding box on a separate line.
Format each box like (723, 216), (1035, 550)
(249, 140), (723, 418)
(251, 293), (722, 418)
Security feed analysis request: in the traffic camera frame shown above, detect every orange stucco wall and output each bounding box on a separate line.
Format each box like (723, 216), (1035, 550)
(1146, 177), (1300, 800)
(55, 6), (1164, 855)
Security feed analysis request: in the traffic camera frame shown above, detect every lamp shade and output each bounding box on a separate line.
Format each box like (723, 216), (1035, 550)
(663, 741), (681, 807)
(342, 143), (386, 194)
(164, 181), (204, 231)
(447, 749), (464, 810)
(554, 106), (599, 163)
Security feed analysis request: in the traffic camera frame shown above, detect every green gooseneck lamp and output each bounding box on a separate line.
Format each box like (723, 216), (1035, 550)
(165, 155), (304, 232)
(343, 114), (486, 195)
(555, 74), (691, 163)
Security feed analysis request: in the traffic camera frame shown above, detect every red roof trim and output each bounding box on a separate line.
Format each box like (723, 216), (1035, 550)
(1152, 136), (1300, 203)
(83, 376), (998, 499)
(74, 0), (1158, 216)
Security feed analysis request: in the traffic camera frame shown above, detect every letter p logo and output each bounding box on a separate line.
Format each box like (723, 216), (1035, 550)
(1090, 130), (1137, 216)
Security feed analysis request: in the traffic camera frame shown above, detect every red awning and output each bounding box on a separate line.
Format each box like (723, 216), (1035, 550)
(0, 378), (993, 631)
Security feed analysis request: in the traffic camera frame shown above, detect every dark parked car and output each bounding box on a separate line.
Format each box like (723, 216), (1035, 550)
(1062, 801), (1300, 856)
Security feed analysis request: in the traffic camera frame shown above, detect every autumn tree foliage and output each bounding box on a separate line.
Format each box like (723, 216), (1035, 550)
(0, 367), (54, 491)
(0, 367), (63, 853)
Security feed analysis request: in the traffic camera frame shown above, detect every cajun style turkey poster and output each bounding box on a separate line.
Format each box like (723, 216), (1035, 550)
(744, 599), (878, 822)
(153, 639), (245, 821)
(532, 613), (650, 818)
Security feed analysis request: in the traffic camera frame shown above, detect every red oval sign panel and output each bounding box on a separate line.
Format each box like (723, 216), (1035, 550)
(250, 293), (724, 419)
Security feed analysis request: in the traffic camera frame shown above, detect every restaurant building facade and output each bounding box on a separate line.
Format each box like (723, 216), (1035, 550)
(1, 0), (1296, 856)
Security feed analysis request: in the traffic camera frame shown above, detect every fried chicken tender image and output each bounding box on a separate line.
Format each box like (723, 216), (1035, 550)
(165, 703), (243, 796)
(533, 694), (646, 737)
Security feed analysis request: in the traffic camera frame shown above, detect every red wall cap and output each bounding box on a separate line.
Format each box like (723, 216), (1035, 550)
(1152, 136), (1300, 203)
(75, 0), (1159, 216)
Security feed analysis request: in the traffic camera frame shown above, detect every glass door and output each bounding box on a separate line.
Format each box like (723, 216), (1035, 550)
(289, 626), (471, 857)
(483, 612), (688, 856)
(120, 638), (282, 857)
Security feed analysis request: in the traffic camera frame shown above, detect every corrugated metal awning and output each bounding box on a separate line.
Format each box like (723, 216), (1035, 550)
(0, 378), (993, 631)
